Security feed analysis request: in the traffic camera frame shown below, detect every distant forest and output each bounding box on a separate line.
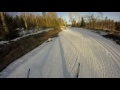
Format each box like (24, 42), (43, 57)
(1, 12), (120, 41)
(0, 12), (65, 40)
(68, 12), (120, 31)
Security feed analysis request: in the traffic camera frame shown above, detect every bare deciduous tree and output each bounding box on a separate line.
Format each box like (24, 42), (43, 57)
(0, 12), (9, 33)
(20, 12), (28, 30)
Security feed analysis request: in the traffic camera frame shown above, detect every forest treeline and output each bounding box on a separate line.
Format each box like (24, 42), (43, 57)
(69, 13), (120, 31)
(1, 12), (120, 41)
(0, 12), (65, 40)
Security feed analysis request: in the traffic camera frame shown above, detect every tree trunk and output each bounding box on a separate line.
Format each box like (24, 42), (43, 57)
(0, 12), (9, 33)
(21, 12), (28, 30)
(23, 17), (28, 30)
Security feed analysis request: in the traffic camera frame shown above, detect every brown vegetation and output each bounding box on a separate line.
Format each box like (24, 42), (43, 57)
(0, 29), (61, 71)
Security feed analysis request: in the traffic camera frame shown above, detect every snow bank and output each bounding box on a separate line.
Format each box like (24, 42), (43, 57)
(0, 41), (9, 45)
(18, 28), (53, 37)
(0, 28), (53, 45)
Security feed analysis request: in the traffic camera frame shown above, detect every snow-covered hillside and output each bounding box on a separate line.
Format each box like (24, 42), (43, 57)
(0, 27), (120, 78)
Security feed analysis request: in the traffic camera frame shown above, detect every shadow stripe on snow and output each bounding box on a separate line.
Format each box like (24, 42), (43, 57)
(58, 37), (71, 78)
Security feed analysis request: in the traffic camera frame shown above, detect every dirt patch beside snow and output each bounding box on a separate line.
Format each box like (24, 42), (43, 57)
(88, 29), (120, 45)
(103, 33), (120, 45)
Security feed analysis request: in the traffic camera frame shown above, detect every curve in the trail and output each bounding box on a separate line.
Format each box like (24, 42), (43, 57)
(66, 28), (120, 78)
(1, 27), (120, 78)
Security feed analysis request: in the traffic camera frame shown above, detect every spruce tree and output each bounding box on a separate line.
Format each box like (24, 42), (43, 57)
(80, 17), (85, 27)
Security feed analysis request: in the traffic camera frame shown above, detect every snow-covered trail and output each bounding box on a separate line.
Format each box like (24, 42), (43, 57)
(0, 27), (120, 78)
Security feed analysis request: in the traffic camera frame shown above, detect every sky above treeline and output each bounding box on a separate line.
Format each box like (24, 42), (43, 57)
(9, 12), (120, 24)
(56, 12), (120, 23)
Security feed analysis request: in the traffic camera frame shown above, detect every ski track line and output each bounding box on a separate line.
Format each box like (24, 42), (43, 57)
(90, 37), (120, 67)
(89, 30), (120, 58)
(65, 36), (79, 74)
(69, 29), (119, 78)
(65, 30), (96, 78)
(67, 30), (97, 77)
(88, 37), (113, 77)
(79, 28), (120, 77)
(70, 29), (103, 77)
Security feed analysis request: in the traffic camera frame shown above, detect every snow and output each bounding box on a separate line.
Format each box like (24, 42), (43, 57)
(89, 30), (108, 36)
(0, 41), (9, 45)
(0, 28), (53, 44)
(47, 38), (52, 42)
(12, 28), (53, 42)
(0, 27), (120, 78)
(18, 28), (53, 37)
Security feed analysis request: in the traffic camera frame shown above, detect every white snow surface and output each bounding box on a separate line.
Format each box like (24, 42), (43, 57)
(0, 27), (120, 78)
(0, 41), (9, 45)
(12, 28), (53, 41)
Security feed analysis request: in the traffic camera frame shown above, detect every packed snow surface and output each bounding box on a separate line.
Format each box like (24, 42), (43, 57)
(0, 27), (120, 78)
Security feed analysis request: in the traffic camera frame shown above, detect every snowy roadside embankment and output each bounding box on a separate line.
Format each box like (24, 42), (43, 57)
(0, 29), (61, 74)
(0, 28), (53, 49)
(0, 41), (9, 45)
(87, 29), (120, 45)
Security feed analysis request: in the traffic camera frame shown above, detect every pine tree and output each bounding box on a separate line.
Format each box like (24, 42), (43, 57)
(80, 17), (85, 27)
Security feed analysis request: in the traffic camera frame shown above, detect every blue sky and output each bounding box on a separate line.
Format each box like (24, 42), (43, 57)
(36, 12), (120, 23)
(56, 12), (120, 22)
